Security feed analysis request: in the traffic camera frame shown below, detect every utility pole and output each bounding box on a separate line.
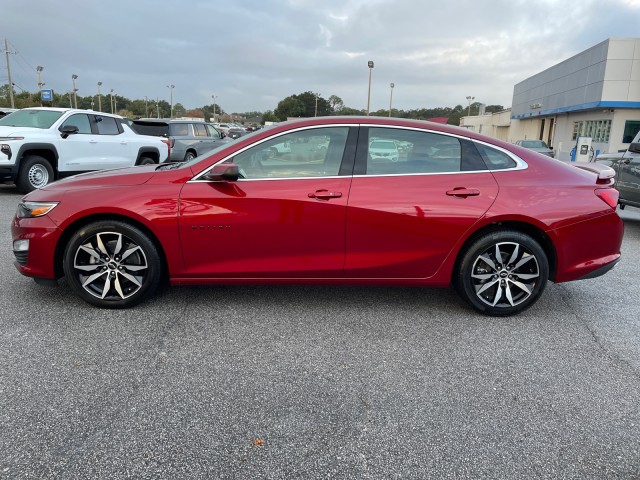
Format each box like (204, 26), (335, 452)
(4, 39), (15, 108)
(37, 66), (44, 106)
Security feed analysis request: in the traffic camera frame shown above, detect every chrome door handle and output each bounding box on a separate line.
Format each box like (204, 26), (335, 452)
(308, 190), (342, 200)
(446, 188), (480, 198)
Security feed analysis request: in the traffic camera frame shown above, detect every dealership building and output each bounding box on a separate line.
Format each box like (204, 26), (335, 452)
(461, 38), (640, 161)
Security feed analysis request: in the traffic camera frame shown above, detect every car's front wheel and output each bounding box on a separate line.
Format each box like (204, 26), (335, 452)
(63, 220), (163, 308)
(455, 230), (549, 316)
(137, 156), (156, 166)
(16, 155), (54, 193)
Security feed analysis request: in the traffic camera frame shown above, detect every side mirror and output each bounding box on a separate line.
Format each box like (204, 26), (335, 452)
(202, 162), (240, 182)
(59, 125), (79, 139)
(628, 142), (640, 154)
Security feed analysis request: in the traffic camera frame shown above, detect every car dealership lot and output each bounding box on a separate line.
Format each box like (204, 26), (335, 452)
(1, 183), (639, 478)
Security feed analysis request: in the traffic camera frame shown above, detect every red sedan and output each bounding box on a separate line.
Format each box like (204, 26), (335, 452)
(11, 117), (623, 315)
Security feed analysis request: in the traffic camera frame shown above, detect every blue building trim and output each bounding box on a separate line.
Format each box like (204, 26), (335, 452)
(511, 101), (640, 119)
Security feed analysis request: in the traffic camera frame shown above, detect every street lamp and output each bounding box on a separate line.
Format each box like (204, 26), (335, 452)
(366, 60), (374, 115)
(211, 95), (217, 121)
(389, 83), (395, 117)
(71, 74), (78, 108)
(97, 82), (102, 112)
(167, 84), (175, 118)
(314, 92), (320, 117)
(466, 95), (475, 117)
(144, 96), (149, 117)
(110, 89), (114, 114)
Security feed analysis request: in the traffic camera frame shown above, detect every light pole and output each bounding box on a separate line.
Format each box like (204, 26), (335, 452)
(36, 66), (44, 106)
(366, 60), (374, 115)
(167, 84), (175, 118)
(110, 89), (114, 113)
(466, 95), (475, 117)
(389, 83), (394, 117)
(97, 82), (102, 112)
(71, 74), (78, 108)
(144, 96), (149, 117)
(314, 92), (320, 117)
(211, 95), (217, 121)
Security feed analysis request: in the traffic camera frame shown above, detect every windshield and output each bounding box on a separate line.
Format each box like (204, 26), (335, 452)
(521, 140), (548, 148)
(0, 109), (63, 129)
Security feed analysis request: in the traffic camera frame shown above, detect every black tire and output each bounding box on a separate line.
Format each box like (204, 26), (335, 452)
(137, 156), (156, 166)
(63, 220), (163, 308)
(184, 151), (196, 162)
(455, 230), (549, 316)
(16, 155), (54, 193)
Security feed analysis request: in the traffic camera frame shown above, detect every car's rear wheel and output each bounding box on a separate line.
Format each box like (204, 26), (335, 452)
(184, 151), (196, 161)
(63, 220), (163, 308)
(16, 155), (54, 193)
(455, 230), (549, 316)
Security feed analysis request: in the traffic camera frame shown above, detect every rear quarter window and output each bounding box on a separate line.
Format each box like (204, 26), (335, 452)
(475, 144), (518, 170)
(131, 122), (169, 137)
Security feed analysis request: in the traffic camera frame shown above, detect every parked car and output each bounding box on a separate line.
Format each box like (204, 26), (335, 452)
(514, 139), (555, 158)
(0, 108), (170, 193)
(12, 116), (622, 316)
(0, 108), (18, 118)
(593, 129), (640, 209)
(129, 119), (229, 162)
(226, 127), (245, 140)
(369, 139), (400, 162)
(210, 123), (231, 134)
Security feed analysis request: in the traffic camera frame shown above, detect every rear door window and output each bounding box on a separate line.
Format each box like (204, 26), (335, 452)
(194, 124), (207, 137)
(170, 123), (190, 136)
(95, 116), (121, 135)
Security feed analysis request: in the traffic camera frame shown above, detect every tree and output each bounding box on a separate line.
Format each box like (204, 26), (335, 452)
(328, 95), (344, 113)
(339, 107), (366, 116)
(274, 96), (306, 120)
(485, 104), (504, 113)
(172, 103), (186, 118)
(184, 109), (205, 118)
(261, 110), (278, 124)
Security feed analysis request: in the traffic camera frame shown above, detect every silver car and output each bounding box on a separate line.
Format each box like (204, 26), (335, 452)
(515, 139), (555, 158)
(131, 119), (230, 162)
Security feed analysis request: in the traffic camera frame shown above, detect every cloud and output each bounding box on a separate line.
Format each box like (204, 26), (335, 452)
(2, 0), (639, 113)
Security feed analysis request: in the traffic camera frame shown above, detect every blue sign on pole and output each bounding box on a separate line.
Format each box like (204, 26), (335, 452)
(41, 89), (53, 102)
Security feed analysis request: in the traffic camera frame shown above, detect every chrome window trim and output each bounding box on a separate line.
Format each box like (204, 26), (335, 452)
(189, 124), (358, 183)
(363, 124), (528, 174)
(188, 123), (527, 183)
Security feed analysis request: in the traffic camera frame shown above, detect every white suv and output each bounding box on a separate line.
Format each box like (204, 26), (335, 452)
(0, 108), (170, 193)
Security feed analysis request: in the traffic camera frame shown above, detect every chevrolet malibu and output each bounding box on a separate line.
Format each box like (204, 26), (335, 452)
(11, 117), (623, 316)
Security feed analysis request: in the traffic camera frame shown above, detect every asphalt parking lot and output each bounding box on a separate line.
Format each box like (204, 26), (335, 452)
(1, 183), (639, 479)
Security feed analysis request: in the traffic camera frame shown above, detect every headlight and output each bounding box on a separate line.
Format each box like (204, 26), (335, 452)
(17, 201), (59, 218)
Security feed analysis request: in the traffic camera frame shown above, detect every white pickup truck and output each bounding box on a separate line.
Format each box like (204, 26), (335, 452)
(0, 108), (170, 193)
(594, 130), (640, 209)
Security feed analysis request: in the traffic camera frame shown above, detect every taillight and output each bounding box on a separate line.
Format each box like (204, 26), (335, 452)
(595, 188), (619, 209)
(161, 138), (171, 159)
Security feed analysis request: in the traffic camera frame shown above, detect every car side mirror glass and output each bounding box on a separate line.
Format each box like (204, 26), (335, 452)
(59, 125), (79, 139)
(203, 162), (240, 182)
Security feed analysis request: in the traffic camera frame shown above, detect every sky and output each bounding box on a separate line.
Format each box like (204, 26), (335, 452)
(2, 0), (640, 114)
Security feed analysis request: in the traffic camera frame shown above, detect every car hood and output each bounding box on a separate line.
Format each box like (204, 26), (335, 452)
(40, 165), (158, 190)
(0, 125), (51, 136)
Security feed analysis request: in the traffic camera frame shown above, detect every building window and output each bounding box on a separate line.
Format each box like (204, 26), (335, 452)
(622, 120), (640, 143)
(573, 120), (611, 142)
(572, 121), (584, 141)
